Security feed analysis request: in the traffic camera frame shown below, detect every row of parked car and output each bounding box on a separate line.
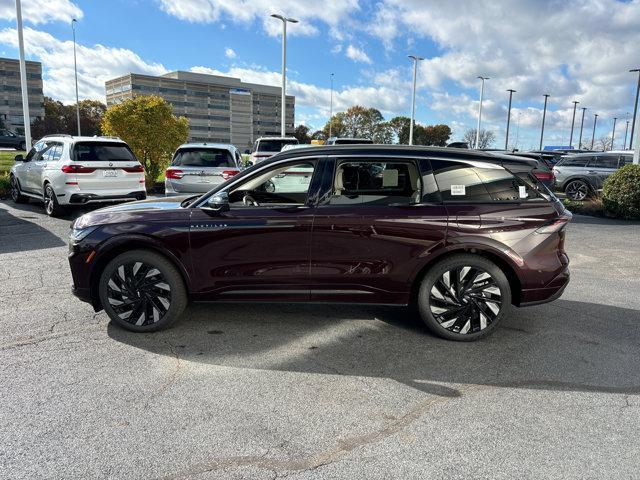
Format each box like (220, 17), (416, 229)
(9, 134), (632, 217)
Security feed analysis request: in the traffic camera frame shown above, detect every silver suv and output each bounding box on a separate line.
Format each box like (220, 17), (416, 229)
(165, 143), (243, 196)
(10, 135), (146, 216)
(553, 151), (633, 200)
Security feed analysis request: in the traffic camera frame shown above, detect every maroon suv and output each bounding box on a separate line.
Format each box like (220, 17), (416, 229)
(69, 145), (570, 341)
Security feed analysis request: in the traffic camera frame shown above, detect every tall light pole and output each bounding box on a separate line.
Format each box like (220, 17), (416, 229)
(578, 107), (587, 149)
(475, 76), (489, 149)
(505, 89), (516, 150)
(629, 68), (640, 149)
(591, 113), (598, 150)
(271, 14), (298, 137)
(72, 18), (81, 136)
(611, 117), (617, 150)
(514, 111), (522, 150)
(569, 100), (579, 148)
(408, 55), (424, 145)
(539, 94), (550, 150)
(328, 73), (334, 139)
(15, 0), (31, 149)
(623, 112), (630, 149)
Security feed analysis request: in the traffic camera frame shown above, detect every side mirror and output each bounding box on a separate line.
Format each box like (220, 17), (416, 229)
(244, 149), (250, 155)
(206, 191), (230, 213)
(14, 154), (24, 162)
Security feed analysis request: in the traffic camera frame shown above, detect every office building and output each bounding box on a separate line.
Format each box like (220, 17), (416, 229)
(106, 71), (295, 149)
(0, 57), (44, 133)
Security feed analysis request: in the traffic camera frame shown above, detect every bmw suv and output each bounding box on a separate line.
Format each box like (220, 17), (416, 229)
(10, 135), (146, 216)
(68, 145), (570, 341)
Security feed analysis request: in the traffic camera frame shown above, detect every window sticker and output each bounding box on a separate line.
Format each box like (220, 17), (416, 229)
(451, 184), (466, 196)
(518, 185), (528, 199)
(382, 169), (399, 187)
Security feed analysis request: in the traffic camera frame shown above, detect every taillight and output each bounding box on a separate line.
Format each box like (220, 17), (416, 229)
(536, 212), (573, 234)
(61, 164), (96, 174)
(534, 171), (554, 181)
(222, 169), (239, 180)
(166, 169), (184, 179)
(122, 164), (144, 173)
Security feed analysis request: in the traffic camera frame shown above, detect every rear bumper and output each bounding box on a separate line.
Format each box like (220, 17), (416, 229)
(68, 191), (146, 204)
(518, 266), (570, 307)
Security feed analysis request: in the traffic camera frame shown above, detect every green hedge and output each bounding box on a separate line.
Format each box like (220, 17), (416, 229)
(602, 164), (640, 219)
(0, 172), (10, 198)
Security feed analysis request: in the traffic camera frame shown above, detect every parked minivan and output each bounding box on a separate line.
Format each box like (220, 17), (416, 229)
(69, 145), (570, 341)
(249, 136), (298, 164)
(553, 151), (632, 200)
(165, 143), (242, 196)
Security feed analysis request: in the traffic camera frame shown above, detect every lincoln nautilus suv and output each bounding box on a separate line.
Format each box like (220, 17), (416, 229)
(68, 145), (570, 341)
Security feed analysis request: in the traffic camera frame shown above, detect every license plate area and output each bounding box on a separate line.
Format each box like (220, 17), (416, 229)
(103, 169), (118, 177)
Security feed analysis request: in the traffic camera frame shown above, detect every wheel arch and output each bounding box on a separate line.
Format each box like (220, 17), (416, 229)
(89, 236), (192, 311)
(409, 245), (523, 307)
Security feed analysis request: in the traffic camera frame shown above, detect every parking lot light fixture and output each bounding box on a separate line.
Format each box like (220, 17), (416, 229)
(539, 94), (550, 150)
(578, 107), (587, 148)
(569, 100), (579, 148)
(408, 55), (424, 145)
(475, 76), (489, 149)
(505, 89), (516, 150)
(591, 113), (598, 150)
(72, 19), (81, 136)
(623, 113), (630, 149)
(611, 117), (617, 150)
(329, 73), (334, 139)
(14, 0), (31, 149)
(630, 68), (640, 149)
(271, 14), (298, 137)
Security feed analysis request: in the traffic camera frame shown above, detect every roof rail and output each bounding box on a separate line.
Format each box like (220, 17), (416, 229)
(41, 134), (73, 138)
(95, 135), (121, 140)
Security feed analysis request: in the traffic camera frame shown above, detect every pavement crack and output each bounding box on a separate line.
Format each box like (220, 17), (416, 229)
(145, 340), (184, 407)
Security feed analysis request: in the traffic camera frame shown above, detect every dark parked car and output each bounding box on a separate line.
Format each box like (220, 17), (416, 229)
(553, 151), (632, 200)
(503, 152), (555, 188)
(0, 128), (26, 150)
(69, 145), (571, 341)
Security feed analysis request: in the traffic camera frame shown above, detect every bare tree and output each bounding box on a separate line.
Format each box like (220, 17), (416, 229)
(463, 128), (495, 149)
(596, 135), (612, 151)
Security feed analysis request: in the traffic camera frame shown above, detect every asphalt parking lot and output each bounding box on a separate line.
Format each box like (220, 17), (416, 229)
(1, 198), (639, 479)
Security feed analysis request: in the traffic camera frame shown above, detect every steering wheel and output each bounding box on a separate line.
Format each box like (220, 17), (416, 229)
(243, 194), (260, 207)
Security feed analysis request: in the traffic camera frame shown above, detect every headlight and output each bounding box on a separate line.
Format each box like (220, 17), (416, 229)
(69, 225), (99, 243)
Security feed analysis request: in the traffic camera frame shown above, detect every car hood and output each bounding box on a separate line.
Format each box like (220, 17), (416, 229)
(73, 195), (194, 229)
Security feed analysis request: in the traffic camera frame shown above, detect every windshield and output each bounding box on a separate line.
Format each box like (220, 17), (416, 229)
(172, 148), (236, 168)
(257, 139), (298, 152)
(73, 142), (136, 162)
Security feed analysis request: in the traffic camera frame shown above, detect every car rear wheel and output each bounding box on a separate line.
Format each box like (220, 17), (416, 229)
(43, 183), (65, 217)
(18, 142), (26, 151)
(98, 250), (188, 332)
(10, 175), (29, 203)
(564, 179), (590, 201)
(417, 254), (511, 341)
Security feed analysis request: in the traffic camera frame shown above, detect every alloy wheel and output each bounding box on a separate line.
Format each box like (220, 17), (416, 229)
(565, 180), (589, 201)
(10, 177), (19, 202)
(106, 261), (172, 327)
(428, 266), (502, 334)
(44, 185), (54, 215)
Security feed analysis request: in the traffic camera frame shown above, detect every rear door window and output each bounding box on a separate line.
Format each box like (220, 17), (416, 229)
(73, 142), (136, 162)
(171, 148), (236, 168)
(591, 156), (617, 169)
(558, 156), (589, 167)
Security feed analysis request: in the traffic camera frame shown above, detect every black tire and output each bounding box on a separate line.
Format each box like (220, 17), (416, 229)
(98, 250), (188, 332)
(43, 183), (65, 217)
(17, 142), (26, 151)
(10, 175), (29, 203)
(564, 179), (591, 201)
(417, 254), (511, 341)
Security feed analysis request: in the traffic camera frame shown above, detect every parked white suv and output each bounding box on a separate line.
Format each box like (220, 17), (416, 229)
(9, 135), (146, 216)
(249, 136), (298, 164)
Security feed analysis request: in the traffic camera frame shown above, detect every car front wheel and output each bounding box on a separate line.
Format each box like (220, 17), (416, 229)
(564, 179), (590, 201)
(98, 250), (188, 332)
(417, 254), (511, 341)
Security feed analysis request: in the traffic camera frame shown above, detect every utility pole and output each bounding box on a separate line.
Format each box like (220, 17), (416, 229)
(329, 73), (334, 139)
(72, 18), (81, 136)
(630, 68), (640, 149)
(591, 113), (598, 150)
(539, 94), (550, 150)
(569, 100), (579, 148)
(271, 14), (298, 137)
(611, 117), (617, 150)
(623, 113), (630, 149)
(408, 55), (424, 145)
(505, 89), (516, 150)
(15, 0), (31, 149)
(475, 76), (489, 148)
(578, 107), (587, 149)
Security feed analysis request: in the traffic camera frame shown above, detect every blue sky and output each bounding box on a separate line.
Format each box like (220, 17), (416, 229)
(0, 0), (639, 150)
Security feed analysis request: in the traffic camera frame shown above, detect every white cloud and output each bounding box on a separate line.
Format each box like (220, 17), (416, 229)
(156, 0), (359, 37)
(0, 27), (167, 103)
(224, 47), (236, 59)
(0, 0), (82, 24)
(345, 44), (371, 64)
